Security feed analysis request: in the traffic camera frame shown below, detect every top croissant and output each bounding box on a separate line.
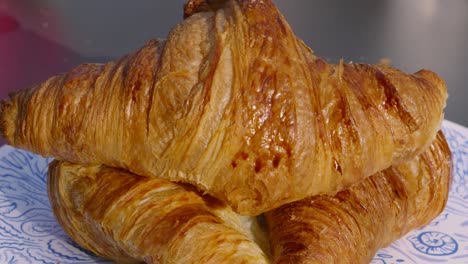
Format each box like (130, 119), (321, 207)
(0, 0), (447, 215)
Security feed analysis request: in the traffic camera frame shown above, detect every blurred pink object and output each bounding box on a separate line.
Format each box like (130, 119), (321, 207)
(0, 11), (19, 33)
(0, 14), (81, 98)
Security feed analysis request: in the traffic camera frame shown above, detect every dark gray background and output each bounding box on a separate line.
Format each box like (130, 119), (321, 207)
(3, 0), (468, 126)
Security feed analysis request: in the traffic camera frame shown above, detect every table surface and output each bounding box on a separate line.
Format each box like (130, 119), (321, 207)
(1, 0), (467, 132)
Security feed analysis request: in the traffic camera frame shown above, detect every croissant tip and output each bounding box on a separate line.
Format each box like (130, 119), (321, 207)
(183, 0), (228, 18)
(0, 99), (10, 142)
(0, 92), (21, 145)
(414, 69), (446, 87)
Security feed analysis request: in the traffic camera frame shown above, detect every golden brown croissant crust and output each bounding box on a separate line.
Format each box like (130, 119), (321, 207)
(1, 0), (447, 215)
(48, 160), (270, 264)
(266, 131), (452, 264)
(48, 131), (451, 264)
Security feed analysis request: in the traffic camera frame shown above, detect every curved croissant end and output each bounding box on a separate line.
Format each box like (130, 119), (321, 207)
(266, 131), (452, 263)
(1, 0), (447, 215)
(47, 161), (269, 264)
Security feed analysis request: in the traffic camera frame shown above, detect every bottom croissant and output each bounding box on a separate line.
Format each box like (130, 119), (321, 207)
(266, 131), (452, 264)
(47, 162), (270, 264)
(47, 132), (451, 264)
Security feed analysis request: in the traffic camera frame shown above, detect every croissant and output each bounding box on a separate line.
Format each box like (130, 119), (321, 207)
(48, 131), (450, 264)
(1, 0), (447, 215)
(266, 131), (452, 264)
(47, 160), (270, 264)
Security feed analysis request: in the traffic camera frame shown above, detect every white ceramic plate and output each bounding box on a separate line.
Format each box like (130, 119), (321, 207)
(0, 120), (466, 264)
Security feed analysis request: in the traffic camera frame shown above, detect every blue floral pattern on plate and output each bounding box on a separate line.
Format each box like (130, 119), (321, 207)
(0, 120), (466, 264)
(408, 231), (458, 256)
